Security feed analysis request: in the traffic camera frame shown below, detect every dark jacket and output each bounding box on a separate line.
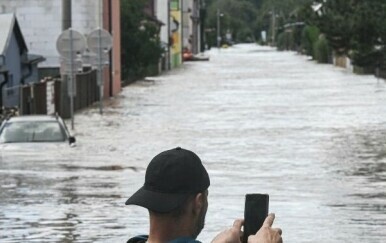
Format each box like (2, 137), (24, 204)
(127, 235), (201, 243)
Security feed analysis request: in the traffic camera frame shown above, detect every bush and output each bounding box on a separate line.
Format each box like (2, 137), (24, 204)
(313, 34), (331, 63)
(276, 31), (295, 51)
(301, 25), (320, 58)
(121, 0), (164, 82)
(351, 49), (383, 69)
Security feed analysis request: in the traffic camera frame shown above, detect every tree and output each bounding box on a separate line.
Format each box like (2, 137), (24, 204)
(205, 0), (259, 44)
(204, 0), (314, 45)
(308, 0), (386, 68)
(121, 0), (163, 81)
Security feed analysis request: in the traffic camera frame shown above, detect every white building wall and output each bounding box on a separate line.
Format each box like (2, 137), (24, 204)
(182, 0), (191, 50)
(0, 0), (102, 68)
(156, 0), (169, 46)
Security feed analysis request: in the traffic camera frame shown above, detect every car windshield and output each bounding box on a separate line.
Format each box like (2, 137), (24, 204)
(0, 121), (66, 143)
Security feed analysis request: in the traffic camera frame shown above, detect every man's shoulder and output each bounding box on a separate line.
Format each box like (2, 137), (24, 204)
(127, 235), (148, 243)
(169, 237), (202, 243)
(127, 235), (202, 243)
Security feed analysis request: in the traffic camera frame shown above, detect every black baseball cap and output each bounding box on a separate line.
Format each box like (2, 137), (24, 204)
(125, 147), (210, 213)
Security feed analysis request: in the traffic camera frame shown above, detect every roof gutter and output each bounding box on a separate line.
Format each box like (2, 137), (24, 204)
(21, 55), (46, 85)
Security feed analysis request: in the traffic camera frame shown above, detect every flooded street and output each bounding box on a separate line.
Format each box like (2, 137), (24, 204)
(1, 44), (386, 242)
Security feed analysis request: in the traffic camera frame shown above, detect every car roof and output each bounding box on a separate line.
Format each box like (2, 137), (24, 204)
(6, 115), (60, 122)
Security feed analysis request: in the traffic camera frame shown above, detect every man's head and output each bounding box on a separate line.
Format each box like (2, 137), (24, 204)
(126, 147), (210, 237)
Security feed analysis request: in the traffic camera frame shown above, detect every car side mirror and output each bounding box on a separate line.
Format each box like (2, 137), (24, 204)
(69, 136), (76, 144)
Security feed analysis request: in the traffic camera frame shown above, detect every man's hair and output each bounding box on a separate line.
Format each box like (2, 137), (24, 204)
(149, 194), (196, 219)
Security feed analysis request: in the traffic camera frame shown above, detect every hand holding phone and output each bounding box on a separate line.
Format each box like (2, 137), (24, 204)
(243, 194), (269, 243)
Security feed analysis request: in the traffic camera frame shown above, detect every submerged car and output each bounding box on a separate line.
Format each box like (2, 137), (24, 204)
(0, 115), (76, 147)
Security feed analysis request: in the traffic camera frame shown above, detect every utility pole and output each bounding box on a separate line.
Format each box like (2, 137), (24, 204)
(62, 0), (71, 31)
(271, 8), (276, 46)
(61, 0), (72, 126)
(98, 0), (104, 115)
(217, 9), (221, 48)
(168, 0), (171, 70)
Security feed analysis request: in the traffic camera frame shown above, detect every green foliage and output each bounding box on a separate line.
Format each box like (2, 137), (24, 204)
(120, 0), (164, 81)
(301, 25), (320, 57)
(206, 0), (386, 70)
(205, 0), (259, 44)
(308, 0), (386, 68)
(277, 31), (295, 51)
(204, 0), (314, 45)
(313, 34), (330, 63)
(351, 50), (383, 68)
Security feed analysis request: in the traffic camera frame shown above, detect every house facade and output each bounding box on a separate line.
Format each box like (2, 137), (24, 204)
(170, 0), (183, 68)
(182, 0), (201, 54)
(156, 0), (171, 70)
(155, 0), (203, 69)
(0, 0), (121, 98)
(0, 13), (44, 108)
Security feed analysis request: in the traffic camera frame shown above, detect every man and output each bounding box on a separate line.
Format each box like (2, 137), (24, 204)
(126, 147), (282, 243)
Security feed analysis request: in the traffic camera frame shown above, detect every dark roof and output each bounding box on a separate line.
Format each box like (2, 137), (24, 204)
(22, 54), (46, 65)
(145, 14), (165, 26)
(0, 66), (8, 73)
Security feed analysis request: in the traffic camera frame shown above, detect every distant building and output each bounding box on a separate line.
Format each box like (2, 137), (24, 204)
(0, 13), (45, 108)
(156, 0), (171, 70)
(0, 0), (121, 98)
(156, 1), (204, 68)
(182, 0), (201, 54)
(170, 0), (183, 68)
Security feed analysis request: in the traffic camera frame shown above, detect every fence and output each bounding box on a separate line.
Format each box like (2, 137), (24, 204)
(2, 70), (99, 119)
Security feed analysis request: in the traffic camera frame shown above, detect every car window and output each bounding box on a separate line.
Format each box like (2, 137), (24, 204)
(0, 121), (66, 143)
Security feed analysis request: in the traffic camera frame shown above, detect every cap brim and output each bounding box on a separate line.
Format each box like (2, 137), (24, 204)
(125, 186), (191, 213)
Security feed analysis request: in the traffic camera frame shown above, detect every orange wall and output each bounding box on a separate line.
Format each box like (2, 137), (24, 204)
(103, 0), (122, 98)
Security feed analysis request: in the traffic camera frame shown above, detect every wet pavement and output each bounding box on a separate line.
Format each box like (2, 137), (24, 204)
(1, 44), (386, 242)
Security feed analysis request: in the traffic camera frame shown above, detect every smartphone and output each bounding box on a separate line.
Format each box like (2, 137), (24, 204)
(243, 194), (269, 243)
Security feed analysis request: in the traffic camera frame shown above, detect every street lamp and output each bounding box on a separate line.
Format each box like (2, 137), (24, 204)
(217, 9), (224, 48)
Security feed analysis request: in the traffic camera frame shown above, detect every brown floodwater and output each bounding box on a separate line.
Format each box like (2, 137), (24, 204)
(1, 44), (385, 242)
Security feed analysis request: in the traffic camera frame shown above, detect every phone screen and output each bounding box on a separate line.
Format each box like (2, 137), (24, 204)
(243, 194), (269, 243)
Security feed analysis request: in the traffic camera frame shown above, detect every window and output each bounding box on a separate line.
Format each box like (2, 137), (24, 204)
(170, 0), (179, 10)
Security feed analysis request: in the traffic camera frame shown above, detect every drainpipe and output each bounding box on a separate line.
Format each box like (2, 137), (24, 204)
(168, 0), (171, 70)
(180, 0), (183, 62)
(108, 0), (113, 97)
(61, 0), (72, 118)
(21, 62), (33, 85)
(0, 55), (7, 109)
(0, 72), (9, 109)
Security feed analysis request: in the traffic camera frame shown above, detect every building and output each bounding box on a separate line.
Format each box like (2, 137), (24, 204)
(0, 13), (44, 108)
(156, 0), (171, 70)
(0, 0), (121, 98)
(144, 0), (166, 72)
(169, 0), (183, 68)
(156, 0), (203, 69)
(182, 0), (201, 54)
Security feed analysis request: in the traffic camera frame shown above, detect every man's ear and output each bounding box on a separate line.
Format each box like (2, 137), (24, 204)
(192, 192), (205, 214)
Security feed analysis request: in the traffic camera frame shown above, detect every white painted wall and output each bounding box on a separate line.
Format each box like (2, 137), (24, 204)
(156, 0), (169, 46)
(0, 0), (102, 68)
(182, 0), (192, 49)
